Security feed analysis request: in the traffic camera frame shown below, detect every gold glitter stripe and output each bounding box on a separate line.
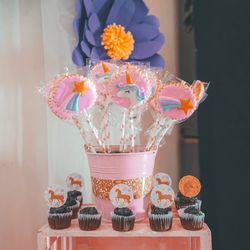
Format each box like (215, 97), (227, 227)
(91, 176), (152, 200)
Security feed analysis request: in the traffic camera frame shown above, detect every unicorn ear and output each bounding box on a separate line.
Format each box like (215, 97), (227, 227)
(102, 62), (109, 73)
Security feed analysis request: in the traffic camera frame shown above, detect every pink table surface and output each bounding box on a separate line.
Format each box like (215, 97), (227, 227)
(37, 217), (212, 250)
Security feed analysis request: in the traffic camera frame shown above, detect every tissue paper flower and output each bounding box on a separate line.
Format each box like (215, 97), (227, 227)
(72, 0), (165, 67)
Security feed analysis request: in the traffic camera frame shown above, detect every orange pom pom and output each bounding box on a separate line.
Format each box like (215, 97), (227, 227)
(101, 23), (134, 60)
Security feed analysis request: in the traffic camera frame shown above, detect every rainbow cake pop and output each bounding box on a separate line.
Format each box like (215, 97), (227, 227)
(47, 74), (97, 120)
(156, 82), (197, 121)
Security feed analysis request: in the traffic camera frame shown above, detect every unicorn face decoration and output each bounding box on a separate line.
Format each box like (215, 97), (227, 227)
(109, 65), (151, 109)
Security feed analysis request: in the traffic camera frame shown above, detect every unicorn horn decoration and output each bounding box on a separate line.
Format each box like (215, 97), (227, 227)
(126, 70), (133, 84)
(102, 62), (109, 73)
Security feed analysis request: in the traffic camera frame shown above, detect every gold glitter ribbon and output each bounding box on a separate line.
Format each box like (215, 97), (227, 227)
(91, 176), (152, 200)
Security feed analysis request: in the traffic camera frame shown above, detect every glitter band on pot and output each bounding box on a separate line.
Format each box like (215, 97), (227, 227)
(91, 176), (153, 200)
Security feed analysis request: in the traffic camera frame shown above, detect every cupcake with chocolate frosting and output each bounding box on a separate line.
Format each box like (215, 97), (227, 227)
(48, 205), (72, 230)
(109, 184), (135, 232)
(112, 207), (135, 232)
(78, 207), (101, 230)
(64, 197), (80, 219)
(149, 184), (174, 231)
(45, 185), (72, 230)
(179, 206), (205, 230)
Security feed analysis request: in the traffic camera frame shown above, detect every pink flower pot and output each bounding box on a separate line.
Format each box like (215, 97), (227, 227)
(86, 146), (157, 221)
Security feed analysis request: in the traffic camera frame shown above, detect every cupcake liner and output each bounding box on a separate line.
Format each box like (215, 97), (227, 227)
(67, 200), (80, 219)
(78, 213), (102, 231)
(111, 212), (135, 232)
(149, 212), (173, 232)
(48, 211), (72, 230)
(179, 208), (205, 230)
(175, 198), (202, 210)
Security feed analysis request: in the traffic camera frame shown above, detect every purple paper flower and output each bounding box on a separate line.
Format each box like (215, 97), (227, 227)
(72, 0), (165, 67)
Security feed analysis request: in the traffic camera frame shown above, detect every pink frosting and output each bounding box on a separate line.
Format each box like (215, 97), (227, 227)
(48, 74), (96, 120)
(109, 67), (151, 109)
(90, 62), (118, 103)
(156, 83), (197, 121)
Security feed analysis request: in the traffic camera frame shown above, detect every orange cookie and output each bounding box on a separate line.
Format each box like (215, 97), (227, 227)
(179, 175), (201, 198)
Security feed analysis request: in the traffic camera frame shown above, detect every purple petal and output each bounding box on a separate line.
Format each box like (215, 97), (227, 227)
(129, 0), (149, 26)
(90, 46), (108, 60)
(154, 32), (165, 44)
(143, 15), (160, 28)
(106, 0), (135, 27)
(92, 0), (114, 23)
(130, 41), (163, 59)
(72, 47), (86, 66)
(88, 13), (101, 33)
(129, 24), (159, 42)
(84, 23), (97, 46)
(80, 37), (91, 56)
(75, 0), (84, 18)
(144, 54), (165, 67)
(83, 0), (93, 17)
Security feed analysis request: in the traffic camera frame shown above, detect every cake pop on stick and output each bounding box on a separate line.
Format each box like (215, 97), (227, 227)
(46, 73), (104, 152)
(109, 64), (151, 152)
(90, 61), (118, 152)
(146, 81), (197, 151)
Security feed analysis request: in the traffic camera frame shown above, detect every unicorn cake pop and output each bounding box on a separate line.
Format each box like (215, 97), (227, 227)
(109, 65), (151, 109)
(47, 74), (97, 120)
(90, 61), (118, 104)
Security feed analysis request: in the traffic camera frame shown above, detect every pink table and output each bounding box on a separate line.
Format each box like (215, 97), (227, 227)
(37, 218), (211, 250)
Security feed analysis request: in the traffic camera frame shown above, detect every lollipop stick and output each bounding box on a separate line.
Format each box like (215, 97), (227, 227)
(72, 117), (96, 153)
(83, 110), (105, 152)
(120, 110), (127, 152)
(129, 110), (135, 152)
(145, 115), (164, 151)
(150, 120), (175, 150)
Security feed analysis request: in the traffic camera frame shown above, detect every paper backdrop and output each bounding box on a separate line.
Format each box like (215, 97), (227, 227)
(0, 1), (179, 249)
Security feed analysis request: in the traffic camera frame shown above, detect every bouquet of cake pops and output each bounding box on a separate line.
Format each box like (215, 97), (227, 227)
(43, 61), (208, 154)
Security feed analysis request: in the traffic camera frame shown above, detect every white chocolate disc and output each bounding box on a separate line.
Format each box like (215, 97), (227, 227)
(66, 173), (84, 191)
(44, 184), (67, 208)
(152, 172), (172, 187)
(151, 184), (175, 208)
(109, 184), (134, 208)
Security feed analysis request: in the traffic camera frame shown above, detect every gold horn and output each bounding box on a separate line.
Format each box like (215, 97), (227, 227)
(102, 62), (109, 73)
(126, 68), (133, 84)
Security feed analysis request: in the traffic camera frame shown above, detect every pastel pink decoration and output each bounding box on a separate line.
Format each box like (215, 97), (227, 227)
(109, 66), (151, 109)
(86, 146), (157, 221)
(47, 74), (96, 120)
(39, 219), (212, 250)
(157, 83), (197, 121)
(90, 62), (117, 99)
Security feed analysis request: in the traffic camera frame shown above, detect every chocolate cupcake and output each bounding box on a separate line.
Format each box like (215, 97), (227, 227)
(48, 205), (72, 230)
(149, 206), (173, 231)
(112, 207), (135, 232)
(151, 204), (172, 213)
(149, 184), (175, 232)
(78, 207), (101, 231)
(179, 206), (205, 230)
(67, 190), (83, 206)
(64, 197), (80, 219)
(175, 192), (201, 210)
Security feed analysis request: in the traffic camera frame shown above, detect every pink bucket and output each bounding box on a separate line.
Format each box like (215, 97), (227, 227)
(86, 146), (157, 221)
